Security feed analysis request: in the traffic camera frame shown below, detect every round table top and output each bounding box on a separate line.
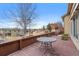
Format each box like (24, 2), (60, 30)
(37, 37), (56, 43)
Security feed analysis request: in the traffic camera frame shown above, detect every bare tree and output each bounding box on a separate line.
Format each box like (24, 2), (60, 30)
(47, 23), (52, 32)
(56, 21), (63, 28)
(5, 3), (37, 35)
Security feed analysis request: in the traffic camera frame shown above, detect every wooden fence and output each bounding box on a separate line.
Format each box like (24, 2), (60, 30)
(0, 32), (56, 56)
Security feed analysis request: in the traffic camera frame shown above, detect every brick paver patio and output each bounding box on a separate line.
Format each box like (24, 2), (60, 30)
(8, 36), (79, 56)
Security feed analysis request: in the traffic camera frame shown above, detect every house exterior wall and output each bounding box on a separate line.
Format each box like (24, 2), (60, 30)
(63, 15), (71, 34)
(62, 3), (79, 51)
(77, 14), (79, 39)
(69, 13), (79, 50)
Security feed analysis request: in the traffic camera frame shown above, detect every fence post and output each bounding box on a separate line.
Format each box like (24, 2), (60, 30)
(19, 39), (22, 50)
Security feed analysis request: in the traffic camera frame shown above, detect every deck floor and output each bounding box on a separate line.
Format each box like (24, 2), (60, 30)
(8, 36), (79, 56)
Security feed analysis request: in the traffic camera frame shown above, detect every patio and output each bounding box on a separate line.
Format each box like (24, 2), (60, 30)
(8, 35), (79, 56)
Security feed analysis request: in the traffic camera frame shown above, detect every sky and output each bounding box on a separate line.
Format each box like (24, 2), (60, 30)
(0, 3), (67, 29)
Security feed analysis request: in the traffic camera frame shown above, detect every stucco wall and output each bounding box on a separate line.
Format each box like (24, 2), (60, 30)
(64, 15), (71, 34)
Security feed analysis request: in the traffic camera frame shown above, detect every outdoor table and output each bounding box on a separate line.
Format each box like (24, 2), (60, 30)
(37, 37), (57, 55)
(37, 37), (56, 46)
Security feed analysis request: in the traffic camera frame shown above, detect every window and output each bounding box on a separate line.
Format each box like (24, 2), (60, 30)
(71, 20), (73, 35)
(72, 15), (78, 39)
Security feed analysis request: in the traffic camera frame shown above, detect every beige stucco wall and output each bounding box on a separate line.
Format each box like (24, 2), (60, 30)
(64, 15), (71, 34)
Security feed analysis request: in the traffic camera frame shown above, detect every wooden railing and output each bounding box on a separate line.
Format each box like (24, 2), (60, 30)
(0, 32), (56, 56)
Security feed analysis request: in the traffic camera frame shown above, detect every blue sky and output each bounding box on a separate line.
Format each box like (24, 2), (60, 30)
(0, 3), (67, 29)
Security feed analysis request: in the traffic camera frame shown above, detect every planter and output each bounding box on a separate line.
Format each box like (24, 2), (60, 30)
(62, 34), (69, 41)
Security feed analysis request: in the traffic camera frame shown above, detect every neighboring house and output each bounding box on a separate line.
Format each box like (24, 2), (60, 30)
(50, 23), (64, 33)
(50, 23), (58, 30)
(62, 3), (79, 50)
